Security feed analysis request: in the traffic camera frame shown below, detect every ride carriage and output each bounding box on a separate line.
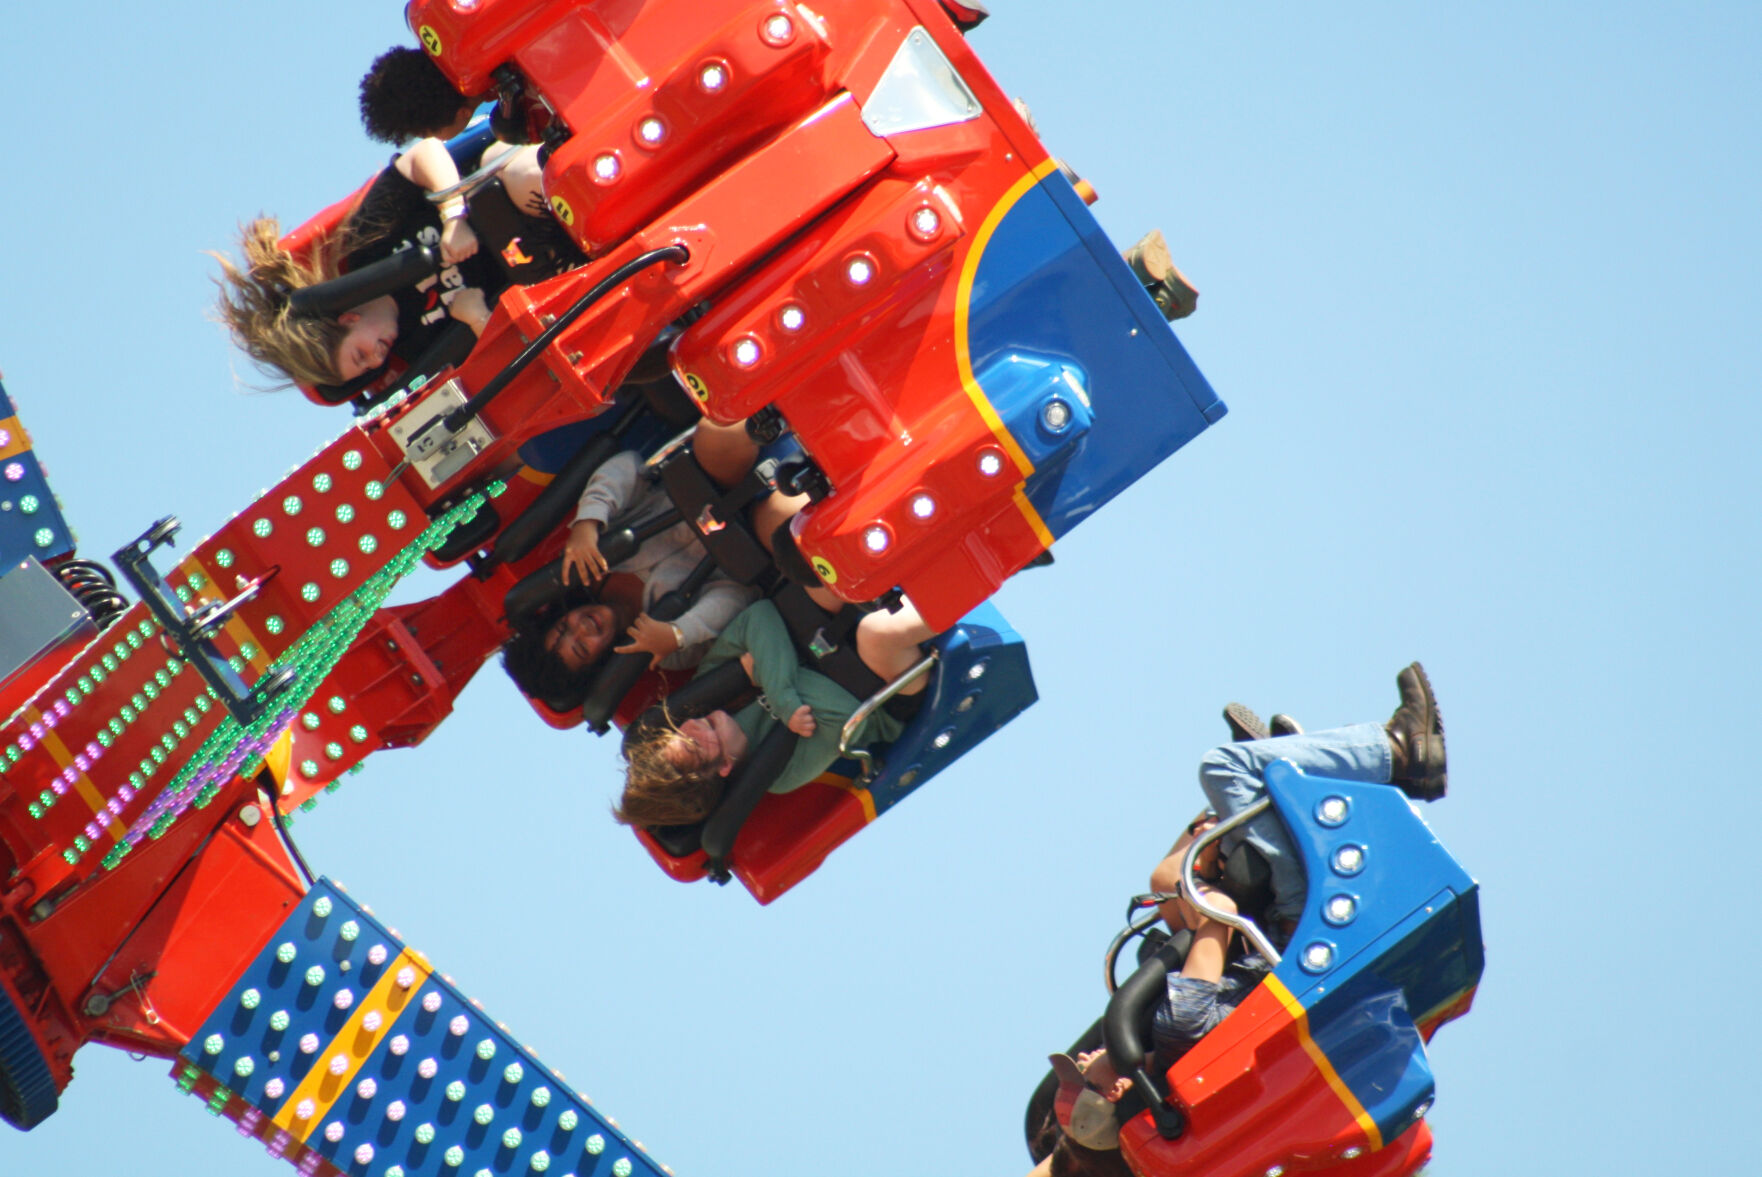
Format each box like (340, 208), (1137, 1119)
(0, 0), (1226, 1159)
(1026, 755), (1483, 1176)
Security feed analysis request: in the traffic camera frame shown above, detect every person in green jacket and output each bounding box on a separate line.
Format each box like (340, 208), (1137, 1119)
(613, 598), (934, 826)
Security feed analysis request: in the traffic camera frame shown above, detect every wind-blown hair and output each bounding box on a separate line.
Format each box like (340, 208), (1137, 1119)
(210, 218), (352, 388)
(613, 713), (727, 827)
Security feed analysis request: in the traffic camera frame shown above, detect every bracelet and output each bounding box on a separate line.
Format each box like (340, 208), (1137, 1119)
(439, 197), (469, 222)
(669, 624), (685, 650)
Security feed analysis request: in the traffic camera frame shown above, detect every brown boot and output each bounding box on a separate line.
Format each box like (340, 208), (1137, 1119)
(1123, 230), (1199, 321)
(1385, 662), (1446, 800)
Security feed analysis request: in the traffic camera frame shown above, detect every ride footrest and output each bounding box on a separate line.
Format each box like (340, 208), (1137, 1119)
(173, 879), (671, 1177)
(112, 517), (296, 726)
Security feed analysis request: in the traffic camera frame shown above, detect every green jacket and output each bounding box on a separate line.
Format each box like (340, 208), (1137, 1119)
(696, 600), (906, 793)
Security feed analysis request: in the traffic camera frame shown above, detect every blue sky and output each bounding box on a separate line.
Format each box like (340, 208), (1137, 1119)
(1, 3), (1758, 1175)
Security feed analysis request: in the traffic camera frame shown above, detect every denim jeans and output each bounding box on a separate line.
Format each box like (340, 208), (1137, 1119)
(1197, 722), (1392, 922)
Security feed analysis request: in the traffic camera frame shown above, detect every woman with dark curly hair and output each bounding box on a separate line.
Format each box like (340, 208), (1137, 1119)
(359, 46), (478, 147)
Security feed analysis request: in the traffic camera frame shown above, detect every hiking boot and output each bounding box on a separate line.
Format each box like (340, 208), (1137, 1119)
(1269, 713), (1304, 737)
(1385, 662), (1446, 799)
(1123, 230), (1199, 321)
(1223, 702), (1269, 742)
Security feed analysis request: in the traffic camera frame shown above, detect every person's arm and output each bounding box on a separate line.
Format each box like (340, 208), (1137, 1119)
(717, 600), (804, 713)
(1178, 891), (1235, 985)
(571, 451), (639, 528)
(1151, 811), (1215, 932)
(658, 578), (758, 668)
(445, 286), (493, 337)
(562, 451), (639, 587)
(766, 665), (861, 793)
(394, 137), (478, 264)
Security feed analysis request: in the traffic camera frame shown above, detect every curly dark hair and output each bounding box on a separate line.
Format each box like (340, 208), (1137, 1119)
(501, 606), (603, 706)
(359, 46), (470, 144)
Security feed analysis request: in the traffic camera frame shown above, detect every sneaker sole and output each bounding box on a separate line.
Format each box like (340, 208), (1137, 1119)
(1223, 702), (1269, 742)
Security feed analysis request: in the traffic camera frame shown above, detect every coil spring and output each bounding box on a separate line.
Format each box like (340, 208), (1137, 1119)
(53, 559), (128, 631)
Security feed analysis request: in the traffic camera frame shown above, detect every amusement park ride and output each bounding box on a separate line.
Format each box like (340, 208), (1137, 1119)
(0, 2), (1481, 1175)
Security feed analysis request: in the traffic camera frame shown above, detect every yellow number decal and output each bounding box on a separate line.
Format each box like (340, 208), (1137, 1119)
(418, 25), (443, 56)
(811, 557), (837, 586)
(682, 372), (709, 403)
(549, 195), (575, 226)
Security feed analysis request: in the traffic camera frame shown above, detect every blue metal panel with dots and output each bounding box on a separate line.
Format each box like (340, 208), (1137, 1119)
(864, 601), (1036, 816)
(180, 879), (671, 1177)
(1261, 759), (1480, 1006)
(0, 380), (76, 567)
(1259, 759), (1484, 1139)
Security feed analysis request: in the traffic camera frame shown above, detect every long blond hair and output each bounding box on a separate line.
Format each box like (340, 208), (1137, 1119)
(613, 716), (728, 827)
(211, 217), (354, 388)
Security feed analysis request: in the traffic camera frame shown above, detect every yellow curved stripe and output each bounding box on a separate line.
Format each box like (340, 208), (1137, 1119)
(271, 947), (434, 1139)
(953, 161), (1059, 550)
(1263, 974), (1384, 1151)
(806, 767), (879, 823)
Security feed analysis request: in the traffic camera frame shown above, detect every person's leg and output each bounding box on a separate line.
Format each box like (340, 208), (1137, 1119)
(1198, 723), (1392, 923)
(751, 490), (844, 612)
(693, 418), (760, 488)
(752, 490), (806, 553)
(486, 143), (547, 216)
(854, 598), (936, 695)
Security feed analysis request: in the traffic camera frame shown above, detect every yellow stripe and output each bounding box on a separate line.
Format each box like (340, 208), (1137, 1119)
(258, 729), (296, 802)
(0, 415), (31, 461)
(817, 774), (878, 823)
(30, 708), (125, 841)
(951, 163), (1063, 553)
(177, 556), (270, 671)
(271, 948), (434, 1138)
(953, 160), (1057, 483)
(517, 464), (555, 487)
(1011, 488), (1056, 550)
(1263, 974), (1384, 1151)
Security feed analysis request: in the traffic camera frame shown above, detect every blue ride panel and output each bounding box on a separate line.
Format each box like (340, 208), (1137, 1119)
(965, 172), (1225, 539)
(863, 600), (1036, 816)
(1259, 760), (1484, 1144)
(178, 879), (671, 1177)
(0, 380), (76, 568)
(0, 969), (58, 1130)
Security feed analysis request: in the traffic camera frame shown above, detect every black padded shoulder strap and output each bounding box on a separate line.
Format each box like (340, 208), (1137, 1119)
(701, 724), (800, 881)
(657, 451), (773, 585)
(490, 396), (647, 567)
(290, 243), (440, 319)
(1104, 956), (1186, 1140)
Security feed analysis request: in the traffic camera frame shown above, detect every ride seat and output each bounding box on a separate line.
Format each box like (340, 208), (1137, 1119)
(501, 445), (778, 729)
(631, 644), (922, 883)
